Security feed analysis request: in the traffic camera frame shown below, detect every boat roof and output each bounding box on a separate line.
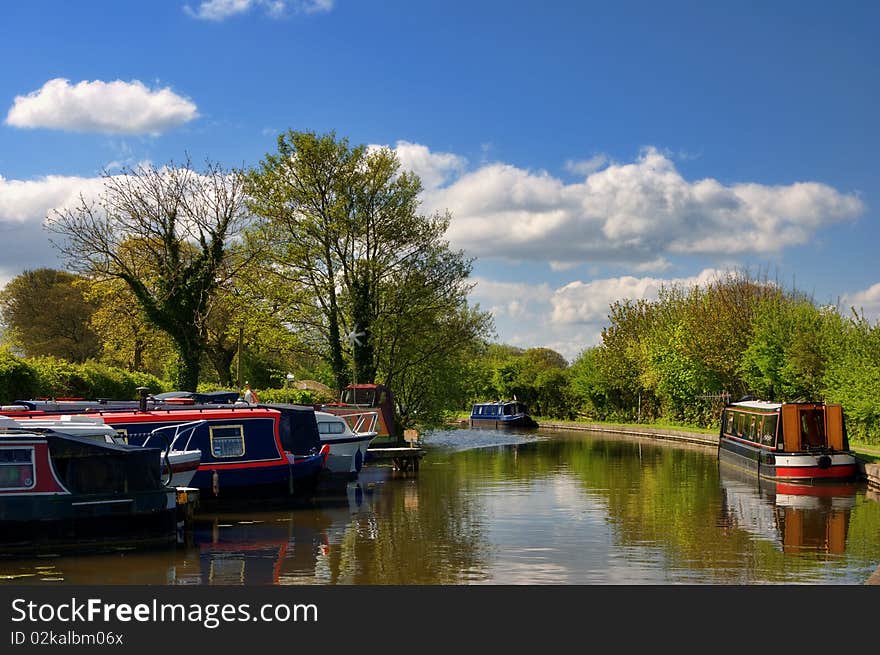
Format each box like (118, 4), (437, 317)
(473, 400), (521, 406)
(730, 400), (782, 410)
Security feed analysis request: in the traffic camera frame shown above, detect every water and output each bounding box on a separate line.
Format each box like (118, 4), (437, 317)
(3, 427), (880, 584)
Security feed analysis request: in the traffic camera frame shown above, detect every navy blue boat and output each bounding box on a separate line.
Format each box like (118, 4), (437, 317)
(469, 401), (537, 428)
(34, 405), (330, 505)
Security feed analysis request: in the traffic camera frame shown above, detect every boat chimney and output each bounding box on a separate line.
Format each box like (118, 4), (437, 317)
(136, 387), (150, 412)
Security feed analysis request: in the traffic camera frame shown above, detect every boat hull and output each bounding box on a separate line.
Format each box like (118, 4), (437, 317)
(0, 488), (180, 555)
(719, 437), (859, 482)
(469, 414), (536, 429)
(321, 434), (375, 475)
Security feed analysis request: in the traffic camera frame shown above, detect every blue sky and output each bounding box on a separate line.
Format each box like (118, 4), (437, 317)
(1, 0), (878, 360)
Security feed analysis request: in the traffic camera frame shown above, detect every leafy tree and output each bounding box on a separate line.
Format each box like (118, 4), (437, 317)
(84, 277), (174, 377)
(246, 130), (493, 421)
(47, 159), (254, 391)
(0, 268), (99, 362)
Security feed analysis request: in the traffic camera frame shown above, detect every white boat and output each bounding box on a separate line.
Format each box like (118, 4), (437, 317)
(313, 410), (378, 477)
(1, 414), (203, 487)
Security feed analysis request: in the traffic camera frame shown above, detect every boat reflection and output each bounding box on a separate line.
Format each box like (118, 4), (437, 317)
(0, 479), (380, 585)
(179, 480), (378, 584)
(718, 461), (860, 555)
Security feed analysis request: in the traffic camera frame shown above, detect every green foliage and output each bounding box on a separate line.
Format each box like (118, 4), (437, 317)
(465, 344), (572, 419)
(822, 315), (880, 444)
(0, 268), (99, 362)
(0, 348), (40, 403)
(0, 352), (163, 403)
(249, 387), (317, 406)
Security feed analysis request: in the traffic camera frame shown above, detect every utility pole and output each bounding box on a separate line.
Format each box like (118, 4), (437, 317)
(236, 323), (243, 390)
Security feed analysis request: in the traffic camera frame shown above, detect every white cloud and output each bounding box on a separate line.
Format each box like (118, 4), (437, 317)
(564, 154), (608, 176)
(0, 174), (107, 283)
(184, 0), (333, 20)
(841, 283), (880, 322)
(389, 141), (466, 190)
(471, 277), (552, 320)
(415, 146), (863, 267)
(5, 79), (198, 135)
(550, 269), (723, 325)
(469, 268), (724, 360)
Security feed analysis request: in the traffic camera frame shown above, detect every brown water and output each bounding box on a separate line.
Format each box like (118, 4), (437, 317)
(3, 427), (880, 584)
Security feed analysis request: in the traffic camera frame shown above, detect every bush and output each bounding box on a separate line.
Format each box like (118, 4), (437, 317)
(2, 354), (166, 402)
(254, 387), (318, 406)
(0, 349), (40, 404)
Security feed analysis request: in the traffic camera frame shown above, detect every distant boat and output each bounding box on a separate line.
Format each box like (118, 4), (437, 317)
(0, 419), (184, 553)
(718, 399), (859, 482)
(469, 401), (537, 428)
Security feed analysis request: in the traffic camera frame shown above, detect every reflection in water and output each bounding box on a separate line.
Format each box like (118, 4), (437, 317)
(2, 427), (879, 584)
(719, 463), (856, 555)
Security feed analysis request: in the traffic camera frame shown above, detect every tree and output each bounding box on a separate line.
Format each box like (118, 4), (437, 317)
(0, 268), (99, 362)
(246, 130), (492, 408)
(84, 277), (175, 376)
(47, 159), (253, 390)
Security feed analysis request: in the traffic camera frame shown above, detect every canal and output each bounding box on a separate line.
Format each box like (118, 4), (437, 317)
(3, 427), (880, 584)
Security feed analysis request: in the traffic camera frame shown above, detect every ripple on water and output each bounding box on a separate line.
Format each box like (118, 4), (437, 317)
(422, 427), (545, 452)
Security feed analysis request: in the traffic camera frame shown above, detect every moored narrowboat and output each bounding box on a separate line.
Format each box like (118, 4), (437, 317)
(469, 401), (537, 428)
(0, 421), (184, 553)
(65, 405), (329, 504)
(718, 400), (859, 482)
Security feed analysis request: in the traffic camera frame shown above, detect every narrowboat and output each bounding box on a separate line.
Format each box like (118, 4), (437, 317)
(314, 410), (378, 477)
(469, 401), (537, 428)
(6, 414), (204, 487)
(0, 419), (184, 552)
(718, 400), (859, 482)
(71, 404), (329, 503)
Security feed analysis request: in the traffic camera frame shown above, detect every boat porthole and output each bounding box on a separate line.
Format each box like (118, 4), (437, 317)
(817, 455), (832, 469)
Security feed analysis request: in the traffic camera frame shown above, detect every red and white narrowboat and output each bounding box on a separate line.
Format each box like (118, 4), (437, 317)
(718, 400), (859, 482)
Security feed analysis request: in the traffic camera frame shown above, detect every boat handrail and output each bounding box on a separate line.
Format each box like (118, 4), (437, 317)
(143, 419), (206, 452)
(340, 411), (379, 435)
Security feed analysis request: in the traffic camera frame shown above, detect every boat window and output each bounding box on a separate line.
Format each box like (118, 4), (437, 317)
(734, 412), (745, 437)
(761, 415), (778, 446)
(503, 404), (513, 415)
(0, 447), (35, 490)
(343, 388), (376, 405)
(725, 412), (734, 435)
(748, 416), (757, 442)
(209, 425), (246, 458)
(800, 409), (826, 448)
(317, 420), (345, 434)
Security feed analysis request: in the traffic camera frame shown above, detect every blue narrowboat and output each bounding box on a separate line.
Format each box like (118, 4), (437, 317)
(469, 401), (537, 428)
(57, 405), (329, 504)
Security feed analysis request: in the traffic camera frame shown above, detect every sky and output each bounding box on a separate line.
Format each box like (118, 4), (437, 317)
(1, 0), (878, 361)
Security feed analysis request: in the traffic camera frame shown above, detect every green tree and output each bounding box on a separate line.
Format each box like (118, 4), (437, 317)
(84, 277), (175, 377)
(0, 268), (99, 362)
(47, 159), (253, 391)
(246, 130), (492, 415)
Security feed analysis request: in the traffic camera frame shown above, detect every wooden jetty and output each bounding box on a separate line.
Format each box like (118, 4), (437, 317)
(367, 428), (425, 471)
(367, 447), (425, 471)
